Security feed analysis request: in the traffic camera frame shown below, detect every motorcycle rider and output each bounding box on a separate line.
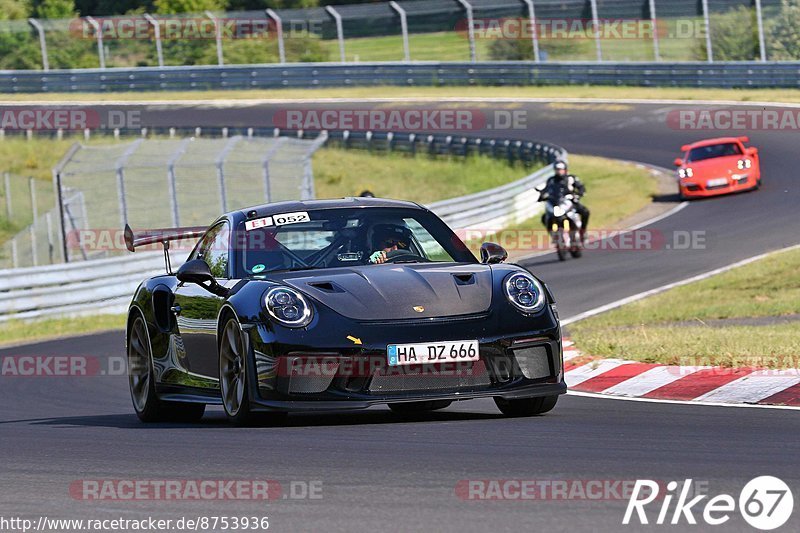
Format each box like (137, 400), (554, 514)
(540, 160), (590, 243)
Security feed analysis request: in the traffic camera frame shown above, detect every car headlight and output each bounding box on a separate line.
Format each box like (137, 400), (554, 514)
(678, 167), (694, 179)
(265, 286), (313, 327)
(737, 159), (752, 170)
(504, 272), (546, 314)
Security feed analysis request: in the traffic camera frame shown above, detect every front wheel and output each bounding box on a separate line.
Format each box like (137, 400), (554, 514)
(569, 231), (583, 258)
(219, 317), (286, 427)
(494, 395), (559, 417)
(553, 231), (567, 261)
(128, 313), (205, 423)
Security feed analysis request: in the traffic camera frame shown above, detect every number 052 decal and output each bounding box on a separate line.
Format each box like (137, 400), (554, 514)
(273, 211), (311, 226)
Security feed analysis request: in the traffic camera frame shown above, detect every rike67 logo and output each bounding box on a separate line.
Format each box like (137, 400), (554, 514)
(624, 477), (794, 530)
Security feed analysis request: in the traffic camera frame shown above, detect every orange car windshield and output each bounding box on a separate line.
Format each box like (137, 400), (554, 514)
(687, 143), (742, 162)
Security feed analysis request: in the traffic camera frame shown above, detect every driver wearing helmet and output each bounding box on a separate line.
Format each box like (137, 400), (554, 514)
(542, 160), (590, 242)
(368, 223), (413, 264)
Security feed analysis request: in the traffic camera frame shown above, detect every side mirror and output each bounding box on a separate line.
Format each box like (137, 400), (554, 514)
(673, 157), (684, 167)
(739, 136), (750, 144)
(746, 147), (758, 156)
(176, 259), (228, 296)
(480, 242), (508, 265)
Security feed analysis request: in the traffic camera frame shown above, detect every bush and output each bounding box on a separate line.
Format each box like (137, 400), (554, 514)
(694, 6), (759, 61)
(488, 37), (585, 62)
(769, 0), (800, 60)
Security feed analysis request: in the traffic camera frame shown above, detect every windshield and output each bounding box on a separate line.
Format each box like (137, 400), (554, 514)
(687, 143), (742, 162)
(235, 207), (475, 277)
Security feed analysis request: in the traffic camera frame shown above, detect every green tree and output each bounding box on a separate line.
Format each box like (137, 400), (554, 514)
(488, 36), (584, 62)
(695, 6), (759, 61)
(32, 0), (75, 18)
(0, 0), (31, 20)
(769, 0), (800, 60)
(154, 0), (226, 14)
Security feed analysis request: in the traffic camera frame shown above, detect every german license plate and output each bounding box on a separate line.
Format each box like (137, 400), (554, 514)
(387, 340), (479, 366)
(707, 178), (728, 188)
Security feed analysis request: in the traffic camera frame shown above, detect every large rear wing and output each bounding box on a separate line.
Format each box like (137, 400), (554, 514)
(123, 224), (206, 274)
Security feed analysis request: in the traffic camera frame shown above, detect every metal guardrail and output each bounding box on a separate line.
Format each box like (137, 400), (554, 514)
(0, 133), (565, 322)
(2, 61), (800, 93)
(0, 251), (169, 322)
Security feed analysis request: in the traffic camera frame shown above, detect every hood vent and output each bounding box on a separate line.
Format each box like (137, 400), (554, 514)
(308, 281), (344, 293)
(453, 273), (476, 286)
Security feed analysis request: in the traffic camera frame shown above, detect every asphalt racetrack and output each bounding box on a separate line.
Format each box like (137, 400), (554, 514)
(1, 100), (799, 532)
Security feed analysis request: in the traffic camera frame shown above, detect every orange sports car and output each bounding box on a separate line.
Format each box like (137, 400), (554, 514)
(673, 136), (761, 199)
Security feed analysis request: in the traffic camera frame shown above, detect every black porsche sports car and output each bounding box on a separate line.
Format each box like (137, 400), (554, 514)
(125, 198), (565, 425)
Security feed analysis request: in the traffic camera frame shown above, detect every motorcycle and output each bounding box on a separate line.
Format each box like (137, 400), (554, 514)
(537, 186), (583, 261)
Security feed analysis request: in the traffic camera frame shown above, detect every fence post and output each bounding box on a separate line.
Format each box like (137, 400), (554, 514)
(115, 139), (144, 229)
(28, 18), (49, 71)
(52, 142), (81, 264)
(648, 0), (660, 61)
(205, 11), (224, 66)
(11, 239), (18, 268)
(29, 177), (38, 220)
(166, 138), (190, 227)
(389, 1), (411, 62)
(754, 0), (766, 62)
(588, 0), (602, 61)
(215, 136), (242, 213)
(29, 225), (38, 267)
(85, 17), (106, 69)
(325, 6), (346, 62)
(262, 137), (289, 203)
(455, 0), (476, 63)
(144, 14), (164, 67)
(46, 211), (54, 264)
(521, 0), (540, 63)
(302, 133), (328, 200)
(701, 0), (713, 62)
(265, 9), (286, 64)
(3, 172), (11, 220)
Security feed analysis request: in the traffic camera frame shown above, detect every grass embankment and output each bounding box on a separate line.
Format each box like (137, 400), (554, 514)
(4, 86), (800, 104)
(570, 247), (800, 368)
(0, 138), (80, 245)
(313, 147), (534, 204)
(0, 314), (127, 347)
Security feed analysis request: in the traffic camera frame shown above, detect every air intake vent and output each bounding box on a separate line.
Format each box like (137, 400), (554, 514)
(308, 281), (343, 293)
(453, 273), (476, 286)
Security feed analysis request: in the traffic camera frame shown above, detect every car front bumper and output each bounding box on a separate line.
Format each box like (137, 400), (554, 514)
(680, 174), (759, 197)
(245, 318), (565, 411)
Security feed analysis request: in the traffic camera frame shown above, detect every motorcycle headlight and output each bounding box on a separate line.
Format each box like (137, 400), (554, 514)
(553, 205), (565, 218)
(504, 272), (546, 314)
(265, 286), (313, 327)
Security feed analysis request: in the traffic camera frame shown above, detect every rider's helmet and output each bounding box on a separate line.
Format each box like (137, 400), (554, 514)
(554, 160), (568, 179)
(368, 223), (412, 252)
